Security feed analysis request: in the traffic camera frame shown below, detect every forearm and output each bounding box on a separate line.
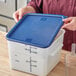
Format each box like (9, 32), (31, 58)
(27, 0), (43, 13)
(23, 6), (36, 13)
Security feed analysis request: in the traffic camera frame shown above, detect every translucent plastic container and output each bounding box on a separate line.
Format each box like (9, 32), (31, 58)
(6, 13), (66, 76)
(7, 29), (65, 76)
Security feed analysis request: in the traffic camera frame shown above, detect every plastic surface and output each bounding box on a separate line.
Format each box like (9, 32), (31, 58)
(7, 30), (65, 76)
(6, 13), (66, 48)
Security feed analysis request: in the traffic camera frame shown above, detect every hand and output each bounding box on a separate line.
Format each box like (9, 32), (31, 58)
(13, 6), (36, 22)
(62, 17), (76, 31)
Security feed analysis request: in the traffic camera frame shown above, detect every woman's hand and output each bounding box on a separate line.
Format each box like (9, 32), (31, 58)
(62, 17), (76, 31)
(13, 6), (36, 22)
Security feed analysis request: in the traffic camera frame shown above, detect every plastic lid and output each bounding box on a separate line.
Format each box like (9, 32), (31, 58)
(6, 13), (66, 48)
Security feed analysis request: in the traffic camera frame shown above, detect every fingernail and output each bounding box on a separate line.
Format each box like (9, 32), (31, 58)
(62, 25), (65, 28)
(19, 17), (21, 20)
(62, 19), (65, 21)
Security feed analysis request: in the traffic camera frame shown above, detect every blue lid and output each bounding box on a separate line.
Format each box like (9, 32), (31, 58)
(6, 13), (66, 48)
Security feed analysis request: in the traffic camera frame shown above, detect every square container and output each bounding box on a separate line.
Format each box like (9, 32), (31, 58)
(6, 13), (65, 76)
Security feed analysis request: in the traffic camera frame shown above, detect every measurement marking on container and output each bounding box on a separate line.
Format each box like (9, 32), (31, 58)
(31, 51), (38, 54)
(25, 46), (38, 54)
(15, 60), (20, 62)
(15, 54), (17, 56)
(26, 57), (37, 72)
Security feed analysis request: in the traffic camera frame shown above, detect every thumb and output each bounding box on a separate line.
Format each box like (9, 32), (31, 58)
(19, 11), (23, 20)
(63, 17), (73, 23)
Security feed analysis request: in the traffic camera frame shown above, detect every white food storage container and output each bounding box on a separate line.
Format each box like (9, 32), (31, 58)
(7, 29), (65, 76)
(6, 13), (66, 76)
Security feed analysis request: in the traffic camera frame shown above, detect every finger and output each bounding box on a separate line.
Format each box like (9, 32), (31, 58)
(62, 23), (72, 28)
(19, 11), (24, 20)
(63, 17), (73, 23)
(13, 11), (19, 22)
(62, 23), (74, 30)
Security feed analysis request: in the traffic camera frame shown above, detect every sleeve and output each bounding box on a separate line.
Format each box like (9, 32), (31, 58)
(27, 0), (43, 13)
